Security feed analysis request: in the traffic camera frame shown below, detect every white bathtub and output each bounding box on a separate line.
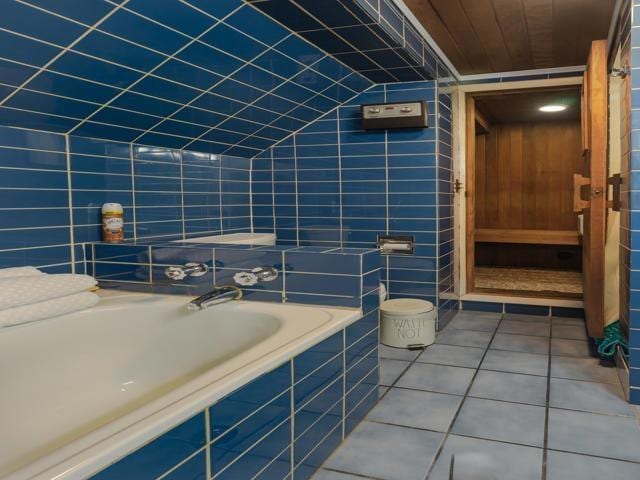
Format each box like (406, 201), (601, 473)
(0, 292), (361, 480)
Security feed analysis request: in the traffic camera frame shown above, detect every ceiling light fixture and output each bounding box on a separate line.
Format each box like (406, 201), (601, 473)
(539, 104), (567, 113)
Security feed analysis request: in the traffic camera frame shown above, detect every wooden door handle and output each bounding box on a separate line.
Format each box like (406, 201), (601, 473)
(573, 173), (590, 213)
(607, 173), (621, 211)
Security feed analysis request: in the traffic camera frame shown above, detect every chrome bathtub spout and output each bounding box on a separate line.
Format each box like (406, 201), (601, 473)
(187, 285), (243, 311)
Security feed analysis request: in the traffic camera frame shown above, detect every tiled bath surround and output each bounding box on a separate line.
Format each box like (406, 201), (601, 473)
(90, 315), (379, 480)
(86, 243), (381, 480)
(89, 242), (381, 309)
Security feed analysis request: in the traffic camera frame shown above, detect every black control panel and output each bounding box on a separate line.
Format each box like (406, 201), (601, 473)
(361, 101), (428, 130)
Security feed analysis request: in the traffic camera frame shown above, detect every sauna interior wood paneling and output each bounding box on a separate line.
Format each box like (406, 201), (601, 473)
(475, 120), (582, 232)
(475, 243), (582, 270)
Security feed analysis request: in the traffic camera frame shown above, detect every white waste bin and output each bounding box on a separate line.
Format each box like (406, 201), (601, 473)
(380, 298), (436, 348)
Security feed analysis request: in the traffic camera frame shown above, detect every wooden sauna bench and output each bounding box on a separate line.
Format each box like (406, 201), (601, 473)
(475, 229), (581, 246)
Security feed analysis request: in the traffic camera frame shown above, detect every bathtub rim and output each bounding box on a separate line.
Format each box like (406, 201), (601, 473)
(5, 291), (362, 480)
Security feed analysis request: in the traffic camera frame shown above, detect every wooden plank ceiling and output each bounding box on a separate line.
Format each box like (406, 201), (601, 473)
(404, 0), (616, 74)
(474, 88), (581, 123)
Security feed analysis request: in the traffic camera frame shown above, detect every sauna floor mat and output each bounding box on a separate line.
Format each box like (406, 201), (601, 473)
(475, 267), (583, 295)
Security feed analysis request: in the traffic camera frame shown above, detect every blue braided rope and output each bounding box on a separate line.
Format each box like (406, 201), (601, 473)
(595, 321), (628, 359)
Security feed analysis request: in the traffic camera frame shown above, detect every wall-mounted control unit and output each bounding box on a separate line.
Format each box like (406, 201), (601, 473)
(361, 101), (428, 130)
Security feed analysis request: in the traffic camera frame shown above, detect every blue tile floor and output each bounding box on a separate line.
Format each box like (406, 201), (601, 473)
(312, 311), (640, 480)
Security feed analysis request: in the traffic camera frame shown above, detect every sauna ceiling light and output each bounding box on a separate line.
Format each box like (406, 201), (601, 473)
(539, 104), (567, 112)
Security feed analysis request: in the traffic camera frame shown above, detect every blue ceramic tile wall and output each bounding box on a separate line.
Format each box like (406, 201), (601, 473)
(0, 0), (372, 155)
(0, 125), (251, 273)
(90, 305), (379, 480)
(248, 0), (443, 83)
(436, 65), (458, 327)
(626, 0), (640, 404)
(0, 126), (72, 272)
(252, 79), (458, 327)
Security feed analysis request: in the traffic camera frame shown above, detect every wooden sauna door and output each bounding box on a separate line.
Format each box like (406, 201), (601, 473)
(578, 40), (607, 338)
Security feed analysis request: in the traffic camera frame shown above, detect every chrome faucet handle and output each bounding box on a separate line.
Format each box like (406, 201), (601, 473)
(252, 266), (278, 282)
(165, 262), (208, 281)
(233, 266), (278, 286)
(233, 271), (259, 286)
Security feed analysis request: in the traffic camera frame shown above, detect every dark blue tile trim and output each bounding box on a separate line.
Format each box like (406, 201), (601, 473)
(461, 300), (502, 313)
(505, 303), (550, 317)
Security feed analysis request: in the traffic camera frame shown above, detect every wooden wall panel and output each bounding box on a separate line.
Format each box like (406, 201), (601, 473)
(475, 134), (486, 227)
(475, 121), (582, 231)
(476, 243), (582, 269)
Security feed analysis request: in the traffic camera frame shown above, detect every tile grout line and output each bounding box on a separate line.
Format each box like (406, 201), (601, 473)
(293, 134), (300, 247)
(128, 143), (138, 241)
(421, 312), (506, 480)
(383, 83), (390, 298)
(542, 321), (553, 480)
(64, 134), (76, 273)
(179, 149), (186, 240)
(372, 379), (637, 419)
(204, 408), (212, 480)
(337, 106), (344, 249)
(218, 157), (223, 234)
(342, 321), (348, 441)
(289, 358), (295, 480)
(268, 148), (276, 234)
(249, 155), (254, 234)
(434, 70), (440, 319)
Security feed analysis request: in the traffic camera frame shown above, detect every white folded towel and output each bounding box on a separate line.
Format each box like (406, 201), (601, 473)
(0, 266), (44, 278)
(0, 274), (97, 310)
(0, 292), (99, 328)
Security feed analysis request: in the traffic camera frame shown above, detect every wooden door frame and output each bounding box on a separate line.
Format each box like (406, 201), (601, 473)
(465, 96), (476, 293)
(454, 77), (584, 297)
(581, 39), (608, 338)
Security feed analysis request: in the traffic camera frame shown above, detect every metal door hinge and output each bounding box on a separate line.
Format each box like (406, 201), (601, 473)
(607, 173), (621, 211)
(454, 179), (463, 193)
(611, 65), (630, 78)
